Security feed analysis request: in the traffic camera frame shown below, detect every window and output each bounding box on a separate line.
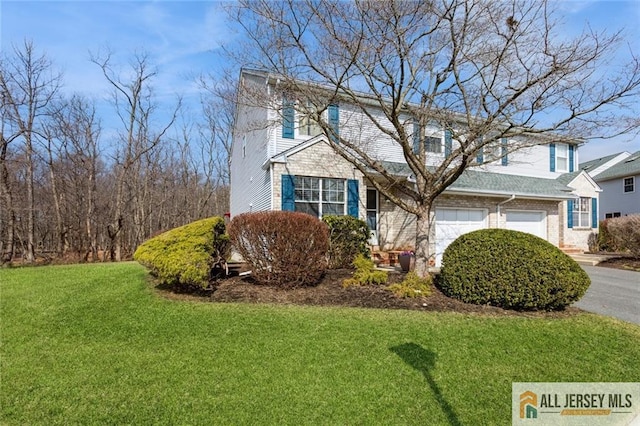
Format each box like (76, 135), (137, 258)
(425, 136), (442, 153)
(294, 176), (345, 217)
(298, 102), (322, 137)
(572, 197), (591, 228)
(556, 143), (568, 172)
(605, 212), (621, 219)
(624, 177), (635, 193)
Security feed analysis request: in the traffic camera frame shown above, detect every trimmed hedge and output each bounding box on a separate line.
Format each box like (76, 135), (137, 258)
(133, 217), (230, 289)
(228, 211), (329, 288)
(440, 229), (590, 311)
(322, 215), (371, 269)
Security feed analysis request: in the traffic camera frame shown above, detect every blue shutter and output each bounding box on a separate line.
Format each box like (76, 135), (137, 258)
(501, 138), (508, 166)
(282, 175), (295, 211)
(444, 130), (452, 158)
(328, 104), (339, 143)
(282, 99), (294, 139)
(550, 143), (556, 172)
(476, 146), (484, 164)
(567, 199), (574, 229)
(413, 121), (420, 154)
(591, 198), (598, 228)
(347, 179), (359, 218)
(569, 145), (575, 172)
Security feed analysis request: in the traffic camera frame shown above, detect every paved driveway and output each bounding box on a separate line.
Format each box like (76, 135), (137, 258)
(574, 265), (640, 325)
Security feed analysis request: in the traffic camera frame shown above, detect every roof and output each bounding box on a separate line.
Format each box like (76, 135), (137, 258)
(580, 152), (624, 173)
(592, 151), (640, 181)
(379, 161), (574, 200)
(556, 171), (581, 186)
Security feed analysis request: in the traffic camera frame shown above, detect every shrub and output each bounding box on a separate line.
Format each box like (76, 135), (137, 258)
(387, 271), (432, 298)
(343, 254), (387, 288)
(133, 217), (230, 289)
(440, 229), (590, 311)
(605, 215), (640, 258)
(322, 215), (371, 269)
(597, 219), (618, 252)
(228, 211), (329, 288)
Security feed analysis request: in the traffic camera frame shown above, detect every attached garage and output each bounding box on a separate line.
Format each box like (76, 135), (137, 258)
(505, 210), (547, 240)
(435, 208), (487, 266)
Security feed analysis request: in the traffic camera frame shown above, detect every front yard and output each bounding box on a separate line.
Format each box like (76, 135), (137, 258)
(2, 262), (639, 425)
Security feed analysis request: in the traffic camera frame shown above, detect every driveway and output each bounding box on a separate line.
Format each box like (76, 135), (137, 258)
(574, 265), (640, 325)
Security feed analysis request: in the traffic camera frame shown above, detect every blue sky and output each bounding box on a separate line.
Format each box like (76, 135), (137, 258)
(1, 0), (639, 162)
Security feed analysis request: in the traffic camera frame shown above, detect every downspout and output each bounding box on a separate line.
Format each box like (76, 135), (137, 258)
(496, 195), (516, 228)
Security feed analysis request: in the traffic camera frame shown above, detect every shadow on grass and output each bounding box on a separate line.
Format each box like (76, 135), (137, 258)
(390, 343), (462, 426)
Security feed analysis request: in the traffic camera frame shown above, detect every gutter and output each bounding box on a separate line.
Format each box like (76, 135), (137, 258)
(496, 195), (516, 228)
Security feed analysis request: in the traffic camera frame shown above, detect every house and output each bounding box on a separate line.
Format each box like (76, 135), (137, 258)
(230, 69), (600, 266)
(580, 151), (640, 220)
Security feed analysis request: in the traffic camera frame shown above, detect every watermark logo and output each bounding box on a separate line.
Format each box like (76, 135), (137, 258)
(512, 383), (640, 425)
(520, 390), (538, 419)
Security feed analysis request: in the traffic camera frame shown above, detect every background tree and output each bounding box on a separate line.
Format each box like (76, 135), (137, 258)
(91, 51), (180, 261)
(0, 40), (62, 263)
(230, 0), (640, 276)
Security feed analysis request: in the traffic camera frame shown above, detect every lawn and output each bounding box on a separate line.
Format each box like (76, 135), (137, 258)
(2, 262), (639, 425)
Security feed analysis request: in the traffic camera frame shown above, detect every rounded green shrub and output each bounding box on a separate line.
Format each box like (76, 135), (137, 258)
(322, 215), (371, 269)
(228, 211), (329, 288)
(133, 217), (230, 289)
(439, 229), (590, 311)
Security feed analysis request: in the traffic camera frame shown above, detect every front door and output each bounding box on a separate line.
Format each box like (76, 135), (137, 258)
(366, 188), (378, 246)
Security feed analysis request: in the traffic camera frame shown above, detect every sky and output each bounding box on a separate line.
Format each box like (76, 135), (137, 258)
(1, 0), (640, 162)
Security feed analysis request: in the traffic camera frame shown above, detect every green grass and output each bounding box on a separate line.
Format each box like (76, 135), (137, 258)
(2, 263), (639, 425)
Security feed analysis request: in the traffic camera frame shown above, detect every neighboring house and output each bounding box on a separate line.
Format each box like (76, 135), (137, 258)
(231, 69), (599, 266)
(581, 151), (640, 220)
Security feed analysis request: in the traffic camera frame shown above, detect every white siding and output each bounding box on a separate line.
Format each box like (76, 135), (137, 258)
(230, 75), (273, 217)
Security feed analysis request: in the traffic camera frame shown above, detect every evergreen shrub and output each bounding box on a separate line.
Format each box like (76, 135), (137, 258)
(343, 254), (387, 288)
(322, 215), (371, 269)
(440, 229), (590, 310)
(133, 217), (230, 289)
(387, 271), (432, 298)
(228, 211), (329, 288)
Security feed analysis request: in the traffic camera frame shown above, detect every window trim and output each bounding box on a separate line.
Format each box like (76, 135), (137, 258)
(293, 176), (346, 217)
(571, 196), (591, 228)
(556, 143), (569, 172)
(623, 176), (635, 193)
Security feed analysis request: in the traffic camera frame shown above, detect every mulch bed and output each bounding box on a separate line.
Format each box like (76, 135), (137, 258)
(157, 267), (582, 319)
(597, 257), (640, 272)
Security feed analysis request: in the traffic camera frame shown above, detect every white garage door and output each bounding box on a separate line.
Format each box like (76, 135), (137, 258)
(435, 208), (487, 267)
(505, 210), (546, 239)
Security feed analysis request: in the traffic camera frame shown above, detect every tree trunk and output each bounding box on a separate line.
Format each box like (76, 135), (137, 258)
(414, 205), (433, 278)
(0, 142), (16, 263)
(25, 134), (35, 263)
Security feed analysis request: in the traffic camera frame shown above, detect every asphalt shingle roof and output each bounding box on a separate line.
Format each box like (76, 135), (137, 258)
(591, 151), (640, 181)
(378, 161), (574, 199)
(580, 152), (623, 173)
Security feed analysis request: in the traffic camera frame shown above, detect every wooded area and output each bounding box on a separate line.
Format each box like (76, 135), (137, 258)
(0, 41), (232, 264)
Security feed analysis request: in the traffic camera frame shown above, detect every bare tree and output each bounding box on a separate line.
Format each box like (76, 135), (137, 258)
(197, 71), (238, 185)
(230, 0), (640, 276)
(91, 51), (180, 261)
(0, 40), (62, 263)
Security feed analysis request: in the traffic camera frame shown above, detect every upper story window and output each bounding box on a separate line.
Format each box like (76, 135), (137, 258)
(556, 144), (569, 172)
(550, 143), (575, 172)
(425, 136), (442, 153)
(282, 96), (339, 141)
(299, 111), (322, 137)
(623, 177), (635, 193)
